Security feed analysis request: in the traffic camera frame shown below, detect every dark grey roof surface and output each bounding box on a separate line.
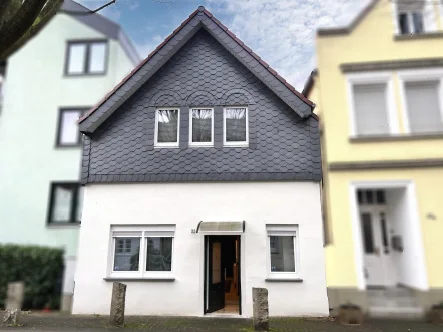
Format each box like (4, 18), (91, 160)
(81, 29), (322, 184)
(79, 6), (314, 134)
(61, 0), (139, 64)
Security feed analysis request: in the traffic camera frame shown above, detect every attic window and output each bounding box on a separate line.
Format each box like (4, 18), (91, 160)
(396, 1), (425, 35)
(224, 107), (248, 146)
(189, 108), (214, 146)
(154, 108), (180, 147)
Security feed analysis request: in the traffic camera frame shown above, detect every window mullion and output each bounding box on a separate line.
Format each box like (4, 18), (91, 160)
(84, 43), (91, 74)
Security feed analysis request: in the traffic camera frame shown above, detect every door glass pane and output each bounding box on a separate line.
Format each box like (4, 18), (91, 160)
(376, 190), (386, 204)
(270, 236), (295, 272)
(67, 44), (86, 74)
(52, 184), (75, 222)
(60, 110), (81, 145)
(146, 237), (172, 271)
(88, 42), (107, 73)
(225, 107), (247, 142)
(191, 109), (212, 143)
(113, 237), (140, 271)
(357, 190), (364, 204)
(212, 242), (221, 284)
(380, 213), (389, 252)
(157, 109), (178, 143)
(361, 213), (374, 254)
(366, 190), (374, 204)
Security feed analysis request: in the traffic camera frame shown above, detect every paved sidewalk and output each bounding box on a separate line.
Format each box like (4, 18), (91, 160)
(0, 312), (442, 331)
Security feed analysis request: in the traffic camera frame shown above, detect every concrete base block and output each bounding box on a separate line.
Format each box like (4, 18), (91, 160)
(110, 282), (126, 327)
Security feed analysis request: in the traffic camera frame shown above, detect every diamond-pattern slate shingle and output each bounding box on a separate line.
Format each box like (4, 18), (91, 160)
(82, 29), (321, 184)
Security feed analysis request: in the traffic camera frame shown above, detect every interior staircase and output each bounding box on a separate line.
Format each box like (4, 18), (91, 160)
(367, 287), (424, 319)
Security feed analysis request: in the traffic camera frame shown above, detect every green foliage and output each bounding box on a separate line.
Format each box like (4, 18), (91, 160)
(0, 244), (64, 310)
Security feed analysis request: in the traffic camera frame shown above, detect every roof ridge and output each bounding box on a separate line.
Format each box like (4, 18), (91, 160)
(79, 6), (314, 125)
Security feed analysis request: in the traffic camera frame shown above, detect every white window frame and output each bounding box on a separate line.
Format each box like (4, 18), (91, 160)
(108, 225), (175, 279)
(266, 224), (300, 280)
(189, 107), (214, 147)
(223, 106), (249, 147)
(154, 108), (180, 148)
(397, 68), (443, 134)
(346, 72), (399, 137)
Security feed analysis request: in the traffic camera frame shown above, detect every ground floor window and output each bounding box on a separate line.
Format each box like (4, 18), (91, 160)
(110, 225), (175, 278)
(266, 224), (299, 278)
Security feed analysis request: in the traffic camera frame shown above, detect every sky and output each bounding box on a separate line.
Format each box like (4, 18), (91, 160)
(77, 0), (371, 90)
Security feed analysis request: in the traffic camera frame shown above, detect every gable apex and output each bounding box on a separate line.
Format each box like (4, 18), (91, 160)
(79, 6), (314, 134)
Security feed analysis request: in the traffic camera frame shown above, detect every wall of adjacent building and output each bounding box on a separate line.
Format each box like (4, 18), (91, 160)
(314, 0), (443, 292)
(73, 181), (329, 317)
(0, 12), (135, 310)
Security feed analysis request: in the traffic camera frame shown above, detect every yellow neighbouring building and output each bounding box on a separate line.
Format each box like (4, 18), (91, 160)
(304, 0), (443, 318)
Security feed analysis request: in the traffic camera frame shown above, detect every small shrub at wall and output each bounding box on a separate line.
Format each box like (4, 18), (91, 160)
(0, 244), (64, 310)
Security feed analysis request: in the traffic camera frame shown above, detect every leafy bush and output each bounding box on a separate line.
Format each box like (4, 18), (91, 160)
(0, 244), (64, 310)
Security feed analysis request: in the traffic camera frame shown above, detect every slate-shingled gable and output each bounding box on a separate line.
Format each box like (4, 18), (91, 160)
(79, 9), (322, 185)
(79, 6), (315, 134)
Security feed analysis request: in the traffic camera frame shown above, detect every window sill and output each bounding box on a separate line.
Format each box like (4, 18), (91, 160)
(349, 132), (443, 142)
(394, 32), (443, 41)
(55, 144), (82, 149)
(265, 277), (303, 282)
(188, 144), (214, 148)
(154, 145), (180, 149)
(63, 73), (107, 78)
(47, 222), (80, 228)
(223, 144), (249, 148)
(103, 277), (175, 282)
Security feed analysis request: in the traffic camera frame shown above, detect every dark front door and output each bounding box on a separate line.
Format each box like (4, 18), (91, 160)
(206, 236), (225, 313)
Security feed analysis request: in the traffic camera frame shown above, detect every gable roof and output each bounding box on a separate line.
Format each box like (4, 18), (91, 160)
(78, 6), (315, 134)
(317, 0), (378, 36)
(61, 0), (139, 65)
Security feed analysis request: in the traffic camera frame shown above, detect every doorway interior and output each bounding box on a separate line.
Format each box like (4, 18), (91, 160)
(204, 235), (241, 315)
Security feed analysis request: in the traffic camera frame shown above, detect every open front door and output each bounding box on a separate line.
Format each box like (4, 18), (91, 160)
(206, 236), (225, 313)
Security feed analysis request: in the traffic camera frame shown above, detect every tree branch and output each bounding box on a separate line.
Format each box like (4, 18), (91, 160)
(0, 0), (63, 60)
(0, 0), (48, 54)
(60, 0), (117, 16)
(0, 0), (14, 26)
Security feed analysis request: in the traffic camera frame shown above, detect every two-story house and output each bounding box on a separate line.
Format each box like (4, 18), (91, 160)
(305, 0), (443, 318)
(72, 6), (329, 317)
(0, 0), (139, 311)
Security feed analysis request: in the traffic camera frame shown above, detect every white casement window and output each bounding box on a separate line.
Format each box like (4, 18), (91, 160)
(109, 225), (175, 279)
(266, 225), (300, 279)
(154, 108), (180, 147)
(65, 40), (107, 75)
(398, 69), (443, 134)
(189, 107), (214, 146)
(395, 0), (436, 35)
(48, 182), (83, 224)
(347, 73), (398, 137)
(57, 108), (87, 146)
(223, 107), (248, 146)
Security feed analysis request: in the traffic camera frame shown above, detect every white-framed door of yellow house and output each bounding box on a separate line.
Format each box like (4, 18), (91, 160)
(359, 205), (394, 287)
(349, 180), (429, 291)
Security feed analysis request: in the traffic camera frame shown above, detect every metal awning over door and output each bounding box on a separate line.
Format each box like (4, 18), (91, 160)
(196, 221), (245, 233)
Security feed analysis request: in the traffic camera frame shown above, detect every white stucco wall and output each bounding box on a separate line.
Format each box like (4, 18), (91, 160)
(73, 181), (329, 317)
